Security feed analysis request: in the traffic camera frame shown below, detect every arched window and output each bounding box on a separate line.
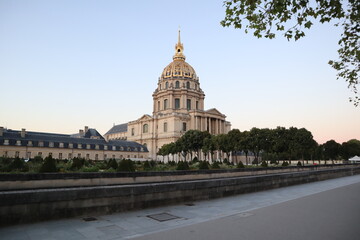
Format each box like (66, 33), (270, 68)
(143, 124), (148, 133)
(165, 82), (169, 89)
(164, 122), (168, 132)
(187, 99), (191, 110)
(164, 99), (168, 110)
(186, 81), (190, 89)
(174, 98), (180, 109)
(175, 81), (180, 89)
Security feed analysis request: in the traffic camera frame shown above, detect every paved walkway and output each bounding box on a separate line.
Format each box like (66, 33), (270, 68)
(1, 175), (360, 240)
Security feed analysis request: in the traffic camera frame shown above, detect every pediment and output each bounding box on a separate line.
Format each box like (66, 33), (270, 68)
(205, 108), (224, 116)
(137, 114), (153, 122)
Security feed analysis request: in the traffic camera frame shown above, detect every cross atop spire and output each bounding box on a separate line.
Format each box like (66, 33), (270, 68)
(173, 29), (185, 61)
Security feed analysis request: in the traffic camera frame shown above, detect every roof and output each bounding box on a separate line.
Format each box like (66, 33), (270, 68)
(105, 123), (128, 135)
(349, 155), (360, 161)
(0, 128), (148, 152)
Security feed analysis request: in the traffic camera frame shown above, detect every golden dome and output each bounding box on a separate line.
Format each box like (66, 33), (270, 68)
(160, 30), (197, 80)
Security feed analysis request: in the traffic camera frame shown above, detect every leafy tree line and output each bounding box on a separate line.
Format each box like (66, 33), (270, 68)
(221, 0), (359, 106)
(158, 127), (360, 164)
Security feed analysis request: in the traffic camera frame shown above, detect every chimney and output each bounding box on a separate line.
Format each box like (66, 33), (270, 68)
(21, 128), (26, 138)
(79, 129), (84, 137)
(0, 127), (3, 137)
(84, 126), (89, 133)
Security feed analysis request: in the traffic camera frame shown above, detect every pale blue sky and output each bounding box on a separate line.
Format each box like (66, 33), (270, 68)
(0, 0), (359, 144)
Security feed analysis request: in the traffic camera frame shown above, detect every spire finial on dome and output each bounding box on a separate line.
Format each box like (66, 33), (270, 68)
(173, 29), (185, 61)
(178, 27), (181, 44)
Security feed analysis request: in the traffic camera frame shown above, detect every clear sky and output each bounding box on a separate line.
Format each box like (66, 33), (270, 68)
(0, 0), (359, 144)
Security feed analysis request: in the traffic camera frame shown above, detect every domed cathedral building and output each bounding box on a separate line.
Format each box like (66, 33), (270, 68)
(105, 31), (231, 159)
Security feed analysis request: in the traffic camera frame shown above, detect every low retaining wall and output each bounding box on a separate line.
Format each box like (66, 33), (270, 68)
(1, 165), (360, 225)
(0, 164), (356, 190)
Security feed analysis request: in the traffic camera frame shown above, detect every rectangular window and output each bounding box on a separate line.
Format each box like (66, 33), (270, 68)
(112, 146), (116, 151)
(175, 98), (180, 109)
(69, 143), (73, 148)
(49, 142), (54, 147)
(131, 128), (135, 136)
(4, 139), (9, 145)
(39, 141), (44, 147)
(112, 154), (115, 159)
(27, 152), (31, 159)
(187, 99), (191, 110)
(27, 141), (33, 147)
(4, 151), (8, 157)
(95, 154), (98, 160)
(59, 142), (64, 148)
(38, 152), (42, 157)
(16, 140), (21, 146)
(78, 153), (81, 158)
(164, 122), (168, 132)
(78, 144), (82, 149)
(68, 153), (72, 159)
(196, 101), (199, 110)
(158, 101), (160, 111)
(86, 144), (91, 149)
(59, 153), (62, 160)
(164, 99), (168, 110)
(86, 154), (90, 160)
(104, 154), (107, 160)
(49, 152), (52, 157)
(120, 155), (123, 159)
(15, 151), (20, 157)
(183, 122), (187, 131)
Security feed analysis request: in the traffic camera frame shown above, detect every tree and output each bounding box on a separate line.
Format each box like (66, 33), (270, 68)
(323, 139), (341, 163)
(221, 0), (360, 106)
(340, 139), (360, 160)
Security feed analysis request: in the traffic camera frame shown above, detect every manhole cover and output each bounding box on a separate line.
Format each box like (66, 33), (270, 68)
(237, 212), (254, 218)
(185, 203), (195, 206)
(147, 213), (179, 222)
(83, 216), (97, 221)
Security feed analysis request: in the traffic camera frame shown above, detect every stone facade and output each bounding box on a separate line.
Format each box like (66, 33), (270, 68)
(0, 126), (148, 160)
(105, 31), (231, 159)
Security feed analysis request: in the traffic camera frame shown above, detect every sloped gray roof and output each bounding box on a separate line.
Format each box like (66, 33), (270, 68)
(0, 128), (148, 152)
(105, 123), (128, 135)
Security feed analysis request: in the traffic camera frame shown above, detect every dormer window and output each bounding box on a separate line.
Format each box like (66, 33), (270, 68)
(49, 142), (54, 148)
(59, 142), (64, 148)
(39, 141), (44, 147)
(86, 144), (91, 149)
(27, 141), (33, 147)
(112, 146), (116, 151)
(104, 145), (108, 150)
(16, 140), (21, 146)
(4, 139), (9, 145)
(78, 144), (82, 149)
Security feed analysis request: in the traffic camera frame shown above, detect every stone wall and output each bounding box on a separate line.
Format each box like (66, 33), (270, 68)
(0, 165), (359, 225)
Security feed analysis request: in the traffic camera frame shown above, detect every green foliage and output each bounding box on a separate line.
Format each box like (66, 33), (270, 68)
(221, 0), (359, 106)
(237, 161), (245, 168)
(32, 155), (43, 163)
(117, 159), (135, 172)
(211, 161), (221, 169)
(71, 157), (86, 170)
(282, 161), (289, 167)
(260, 161), (268, 168)
(8, 157), (28, 172)
(107, 158), (118, 170)
(39, 155), (57, 173)
(176, 161), (190, 170)
(81, 165), (99, 172)
(198, 161), (209, 170)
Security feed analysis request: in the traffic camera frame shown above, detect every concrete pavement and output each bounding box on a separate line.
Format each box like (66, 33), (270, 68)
(1, 175), (360, 240)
